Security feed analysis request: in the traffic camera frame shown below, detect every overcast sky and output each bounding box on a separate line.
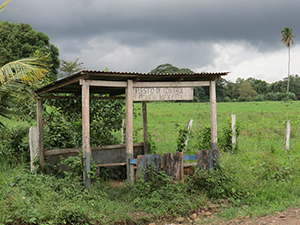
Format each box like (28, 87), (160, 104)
(2, 0), (300, 83)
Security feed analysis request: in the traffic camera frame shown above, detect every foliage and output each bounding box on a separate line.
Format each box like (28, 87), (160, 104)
(176, 126), (189, 152)
(0, 123), (30, 164)
(58, 58), (86, 78)
(150, 63), (193, 74)
(192, 166), (246, 200)
(43, 98), (125, 150)
(0, 21), (59, 82)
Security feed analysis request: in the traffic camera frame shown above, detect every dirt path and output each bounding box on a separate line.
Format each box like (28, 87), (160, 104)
(152, 208), (300, 225)
(228, 208), (300, 225)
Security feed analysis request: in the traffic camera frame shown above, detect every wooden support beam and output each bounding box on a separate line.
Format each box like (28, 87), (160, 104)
(38, 95), (125, 100)
(210, 81), (218, 150)
(210, 80), (219, 167)
(80, 80), (127, 87)
(37, 98), (44, 173)
(133, 81), (210, 87)
(142, 101), (149, 154)
(82, 79), (91, 190)
(126, 80), (134, 181)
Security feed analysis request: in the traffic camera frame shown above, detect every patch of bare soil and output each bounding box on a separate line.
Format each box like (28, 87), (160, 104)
(146, 208), (300, 225)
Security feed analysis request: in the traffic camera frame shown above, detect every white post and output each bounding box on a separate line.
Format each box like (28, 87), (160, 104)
(183, 119), (193, 153)
(285, 120), (291, 151)
(29, 126), (39, 172)
(126, 80), (134, 181)
(231, 114), (237, 150)
(82, 79), (91, 190)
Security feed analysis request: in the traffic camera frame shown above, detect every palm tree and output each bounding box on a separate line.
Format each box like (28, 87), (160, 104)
(281, 27), (295, 94)
(0, 0), (49, 126)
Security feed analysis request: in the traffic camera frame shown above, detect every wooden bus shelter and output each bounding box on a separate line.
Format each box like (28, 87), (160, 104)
(35, 70), (229, 189)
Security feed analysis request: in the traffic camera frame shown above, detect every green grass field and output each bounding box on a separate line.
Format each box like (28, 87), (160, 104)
(1, 101), (300, 224)
(133, 101), (300, 154)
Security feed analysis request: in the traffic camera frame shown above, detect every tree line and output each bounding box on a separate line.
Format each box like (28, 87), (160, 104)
(150, 63), (300, 102)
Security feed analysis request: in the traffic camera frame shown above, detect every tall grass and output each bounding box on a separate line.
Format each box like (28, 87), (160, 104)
(2, 101), (300, 224)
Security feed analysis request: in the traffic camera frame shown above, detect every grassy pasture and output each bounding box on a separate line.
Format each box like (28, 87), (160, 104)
(1, 101), (300, 224)
(133, 101), (300, 154)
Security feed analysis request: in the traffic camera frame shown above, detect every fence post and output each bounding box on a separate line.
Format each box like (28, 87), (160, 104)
(285, 120), (291, 151)
(183, 119), (193, 153)
(231, 114), (237, 150)
(29, 126), (39, 172)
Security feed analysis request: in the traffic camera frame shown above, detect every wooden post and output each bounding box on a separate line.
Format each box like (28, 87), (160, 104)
(231, 114), (237, 150)
(136, 154), (161, 181)
(183, 119), (193, 153)
(37, 98), (44, 173)
(142, 101), (149, 154)
(285, 120), (291, 151)
(210, 81), (218, 162)
(126, 80), (134, 181)
(29, 126), (39, 172)
(197, 150), (213, 170)
(121, 119), (125, 144)
(82, 79), (91, 190)
(163, 152), (183, 180)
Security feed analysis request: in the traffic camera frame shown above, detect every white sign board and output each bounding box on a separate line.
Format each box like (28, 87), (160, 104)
(133, 87), (194, 101)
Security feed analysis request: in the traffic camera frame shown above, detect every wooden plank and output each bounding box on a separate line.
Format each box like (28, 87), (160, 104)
(133, 81), (210, 88)
(82, 79), (91, 190)
(210, 80), (218, 151)
(37, 98), (44, 173)
(97, 162), (126, 167)
(133, 87), (193, 101)
(43, 142), (144, 156)
(163, 152), (184, 180)
(183, 155), (197, 160)
(39, 95), (125, 100)
(126, 80), (134, 181)
(197, 150), (213, 170)
(44, 148), (81, 156)
(81, 80), (127, 87)
(142, 101), (149, 154)
(36, 76), (83, 95)
(136, 154), (161, 181)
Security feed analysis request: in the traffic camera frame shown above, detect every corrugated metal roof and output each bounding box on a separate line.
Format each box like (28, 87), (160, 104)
(36, 70), (230, 96)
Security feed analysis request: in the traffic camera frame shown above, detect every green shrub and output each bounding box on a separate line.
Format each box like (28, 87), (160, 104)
(0, 123), (31, 164)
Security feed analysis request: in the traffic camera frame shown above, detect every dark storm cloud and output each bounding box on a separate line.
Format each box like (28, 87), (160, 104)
(2, 0), (300, 78)
(4, 0), (299, 48)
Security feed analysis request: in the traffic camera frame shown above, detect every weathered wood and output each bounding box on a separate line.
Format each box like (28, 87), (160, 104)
(81, 79), (91, 190)
(163, 152), (184, 180)
(136, 154), (161, 181)
(81, 80), (127, 87)
(133, 87), (193, 101)
(285, 120), (291, 151)
(121, 119), (125, 144)
(142, 101), (149, 154)
(97, 162), (127, 167)
(210, 81), (218, 151)
(29, 126), (38, 172)
(36, 76), (83, 95)
(133, 81), (210, 88)
(39, 95), (125, 100)
(183, 119), (193, 153)
(196, 150), (213, 170)
(231, 114), (237, 150)
(37, 98), (44, 172)
(126, 80), (134, 181)
(44, 142), (144, 156)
